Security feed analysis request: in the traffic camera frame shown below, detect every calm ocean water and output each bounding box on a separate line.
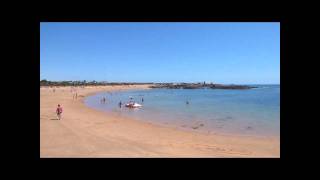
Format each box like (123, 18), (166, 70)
(84, 85), (280, 137)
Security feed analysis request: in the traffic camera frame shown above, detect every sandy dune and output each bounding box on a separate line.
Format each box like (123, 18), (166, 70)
(40, 85), (280, 157)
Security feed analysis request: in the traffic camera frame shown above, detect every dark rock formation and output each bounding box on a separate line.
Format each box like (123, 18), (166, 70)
(149, 83), (256, 90)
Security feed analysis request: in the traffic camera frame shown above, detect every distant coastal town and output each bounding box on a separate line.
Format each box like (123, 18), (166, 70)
(40, 80), (256, 90)
(40, 79), (153, 86)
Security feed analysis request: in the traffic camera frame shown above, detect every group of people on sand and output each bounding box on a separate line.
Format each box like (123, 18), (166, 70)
(53, 88), (78, 120)
(53, 93), (147, 121)
(54, 94), (188, 121)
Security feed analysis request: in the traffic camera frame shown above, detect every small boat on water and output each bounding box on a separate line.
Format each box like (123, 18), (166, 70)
(125, 102), (142, 108)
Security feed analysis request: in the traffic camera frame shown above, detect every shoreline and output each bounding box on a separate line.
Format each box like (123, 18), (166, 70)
(40, 85), (280, 157)
(84, 89), (279, 140)
(85, 99), (279, 140)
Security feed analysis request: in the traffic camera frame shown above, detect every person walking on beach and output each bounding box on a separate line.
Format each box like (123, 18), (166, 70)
(56, 104), (63, 120)
(73, 92), (78, 100)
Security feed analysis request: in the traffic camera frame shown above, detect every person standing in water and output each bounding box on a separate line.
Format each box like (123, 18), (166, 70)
(119, 101), (122, 108)
(186, 100), (189, 105)
(101, 97), (106, 103)
(56, 104), (63, 120)
(142, 97), (144, 102)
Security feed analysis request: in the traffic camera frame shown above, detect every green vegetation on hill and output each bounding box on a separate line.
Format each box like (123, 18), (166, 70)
(40, 79), (153, 86)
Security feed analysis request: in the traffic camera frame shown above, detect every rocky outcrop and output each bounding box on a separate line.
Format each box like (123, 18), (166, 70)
(149, 83), (256, 90)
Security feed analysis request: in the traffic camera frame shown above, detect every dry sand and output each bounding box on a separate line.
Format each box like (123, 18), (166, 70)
(40, 85), (280, 157)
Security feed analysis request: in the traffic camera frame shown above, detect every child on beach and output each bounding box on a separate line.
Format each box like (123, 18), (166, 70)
(56, 104), (63, 120)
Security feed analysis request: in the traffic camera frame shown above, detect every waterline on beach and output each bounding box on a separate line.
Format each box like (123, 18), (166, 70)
(84, 85), (280, 138)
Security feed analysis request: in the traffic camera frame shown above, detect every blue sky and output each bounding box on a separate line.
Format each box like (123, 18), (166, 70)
(40, 22), (280, 84)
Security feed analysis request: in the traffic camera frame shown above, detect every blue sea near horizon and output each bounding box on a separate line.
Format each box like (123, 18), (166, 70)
(84, 85), (280, 138)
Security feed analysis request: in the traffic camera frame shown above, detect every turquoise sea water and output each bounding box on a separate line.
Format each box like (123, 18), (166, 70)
(84, 85), (280, 137)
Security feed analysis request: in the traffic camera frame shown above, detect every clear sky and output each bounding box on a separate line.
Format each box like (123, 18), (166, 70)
(40, 22), (280, 84)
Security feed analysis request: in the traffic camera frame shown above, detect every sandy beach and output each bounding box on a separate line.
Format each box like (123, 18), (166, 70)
(40, 85), (280, 157)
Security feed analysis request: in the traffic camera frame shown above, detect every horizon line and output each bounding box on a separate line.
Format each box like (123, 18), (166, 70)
(40, 79), (280, 85)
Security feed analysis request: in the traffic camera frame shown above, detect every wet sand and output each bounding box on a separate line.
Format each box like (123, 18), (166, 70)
(40, 85), (280, 157)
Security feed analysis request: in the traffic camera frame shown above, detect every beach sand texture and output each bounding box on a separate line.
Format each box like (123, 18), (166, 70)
(40, 85), (280, 157)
